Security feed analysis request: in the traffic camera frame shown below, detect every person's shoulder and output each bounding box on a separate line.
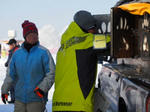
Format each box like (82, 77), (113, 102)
(37, 45), (54, 59)
(10, 48), (23, 60)
(13, 47), (24, 55)
(38, 45), (50, 53)
(15, 47), (23, 52)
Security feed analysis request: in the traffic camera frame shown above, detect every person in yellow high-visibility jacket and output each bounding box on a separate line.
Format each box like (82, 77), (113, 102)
(52, 10), (107, 112)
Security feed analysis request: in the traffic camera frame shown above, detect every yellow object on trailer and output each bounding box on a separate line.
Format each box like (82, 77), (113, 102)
(119, 2), (150, 15)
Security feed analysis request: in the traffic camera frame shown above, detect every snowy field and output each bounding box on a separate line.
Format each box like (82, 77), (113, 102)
(0, 58), (53, 112)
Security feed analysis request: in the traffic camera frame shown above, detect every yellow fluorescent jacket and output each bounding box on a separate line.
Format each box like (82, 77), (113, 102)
(52, 22), (98, 112)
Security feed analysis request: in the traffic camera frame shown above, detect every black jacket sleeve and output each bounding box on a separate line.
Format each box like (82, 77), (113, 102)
(5, 51), (13, 67)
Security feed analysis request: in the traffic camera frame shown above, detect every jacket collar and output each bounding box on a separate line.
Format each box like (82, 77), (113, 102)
(21, 42), (40, 52)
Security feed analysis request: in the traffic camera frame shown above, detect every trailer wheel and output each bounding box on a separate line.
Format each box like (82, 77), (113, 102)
(119, 98), (127, 112)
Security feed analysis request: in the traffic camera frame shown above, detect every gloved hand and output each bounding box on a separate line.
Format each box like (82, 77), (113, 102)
(1, 94), (8, 104)
(34, 87), (44, 98)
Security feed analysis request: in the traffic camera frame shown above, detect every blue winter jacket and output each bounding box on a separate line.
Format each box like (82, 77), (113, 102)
(3, 42), (55, 103)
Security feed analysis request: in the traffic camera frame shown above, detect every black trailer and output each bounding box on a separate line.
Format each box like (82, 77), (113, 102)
(94, 1), (150, 112)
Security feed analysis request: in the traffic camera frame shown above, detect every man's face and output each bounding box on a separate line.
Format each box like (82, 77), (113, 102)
(26, 33), (38, 45)
(88, 28), (97, 34)
(9, 44), (15, 50)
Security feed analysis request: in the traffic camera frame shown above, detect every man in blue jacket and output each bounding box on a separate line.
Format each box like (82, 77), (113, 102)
(1, 20), (55, 112)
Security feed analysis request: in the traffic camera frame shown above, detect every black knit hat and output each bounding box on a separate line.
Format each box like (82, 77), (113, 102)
(22, 20), (38, 39)
(74, 10), (96, 31)
(7, 39), (17, 45)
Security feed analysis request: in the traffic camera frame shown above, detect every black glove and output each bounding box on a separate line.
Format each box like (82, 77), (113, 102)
(5, 62), (8, 67)
(1, 94), (8, 104)
(34, 87), (44, 98)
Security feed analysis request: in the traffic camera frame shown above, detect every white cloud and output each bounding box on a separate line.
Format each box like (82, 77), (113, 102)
(39, 25), (60, 48)
(39, 25), (61, 58)
(39, 24), (70, 61)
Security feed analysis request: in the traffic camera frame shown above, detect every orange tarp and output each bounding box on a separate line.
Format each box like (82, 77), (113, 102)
(119, 3), (150, 15)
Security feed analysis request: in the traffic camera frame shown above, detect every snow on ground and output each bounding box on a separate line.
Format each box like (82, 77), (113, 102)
(0, 58), (53, 112)
(0, 58), (7, 105)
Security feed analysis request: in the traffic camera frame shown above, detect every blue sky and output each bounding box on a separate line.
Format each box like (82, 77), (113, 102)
(0, 0), (118, 40)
